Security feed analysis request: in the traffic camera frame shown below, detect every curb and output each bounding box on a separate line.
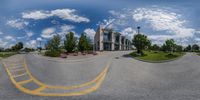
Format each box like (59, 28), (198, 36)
(131, 53), (186, 63)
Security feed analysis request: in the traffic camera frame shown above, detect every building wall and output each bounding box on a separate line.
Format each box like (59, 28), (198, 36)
(95, 26), (132, 51)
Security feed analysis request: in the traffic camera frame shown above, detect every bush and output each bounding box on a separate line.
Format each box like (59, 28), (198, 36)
(45, 50), (61, 57)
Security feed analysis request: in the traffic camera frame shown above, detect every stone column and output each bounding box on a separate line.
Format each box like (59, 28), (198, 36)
(99, 27), (103, 51)
(111, 32), (115, 51)
(124, 38), (126, 50)
(119, 35), (122, 50)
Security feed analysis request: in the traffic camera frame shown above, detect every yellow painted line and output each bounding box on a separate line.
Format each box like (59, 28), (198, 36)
(8, 66), (24, 70)
(2, 58), (111, 96)
(32, 86), (46, 93)
(12, 72), (27, 78)
(23, 59), (110, 90)
(10, 68), (25, 72)
(17, 79), (32, 85)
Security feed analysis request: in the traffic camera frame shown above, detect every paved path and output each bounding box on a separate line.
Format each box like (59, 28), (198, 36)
(1, 52), (200, 100)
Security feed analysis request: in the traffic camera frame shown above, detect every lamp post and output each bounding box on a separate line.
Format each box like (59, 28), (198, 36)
(137, 26), (140, 34)
(137, 26), (141, 53)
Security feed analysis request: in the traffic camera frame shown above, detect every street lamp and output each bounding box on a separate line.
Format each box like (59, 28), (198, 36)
(137, 26), (141, 54)
(137, 26), (140, 34)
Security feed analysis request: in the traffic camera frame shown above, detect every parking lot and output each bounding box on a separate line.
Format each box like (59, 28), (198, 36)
(1, 51), (200, 100)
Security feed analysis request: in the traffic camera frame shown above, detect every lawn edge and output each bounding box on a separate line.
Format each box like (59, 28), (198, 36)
(130, 52), (186, 63)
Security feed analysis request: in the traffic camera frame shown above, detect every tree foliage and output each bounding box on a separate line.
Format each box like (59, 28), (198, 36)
(164, 39), (176, 52)
(11, 42), (23, 51)
(151, 44), (160, 51)
(46, 35), (61, 51)
(185, 45), (192, 52)
(175, 45), (183, 52)
(132, 34), (151, 54)
(192, 44), (199, 51)
(64, 32), (77, 53)
(45, 35), (61, 57)
(78, 33), (92, 52)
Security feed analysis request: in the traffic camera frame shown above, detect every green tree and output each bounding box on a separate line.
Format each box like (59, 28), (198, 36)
(11, 42), (24, 51)
(64, 32), (77, 53)
(0, 47), (4, 52)
(175, 45), (183, 52)
(45, 35), (61, 57)
(185, 45), (192, 52)
(151, 44), (160, 51)
(161, 44), (167, 52)
(165, 39), (176, 52)
(46, 35), (61, 51)
(192, 44), (199, 52)
(132, 34), (151, 54)
(78, 33), (92, 53)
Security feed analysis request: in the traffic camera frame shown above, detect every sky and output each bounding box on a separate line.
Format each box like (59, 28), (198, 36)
(0, 0), (200, 48)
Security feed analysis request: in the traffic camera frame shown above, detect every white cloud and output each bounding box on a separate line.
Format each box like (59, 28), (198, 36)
(22, 11), (50, 20)
(4, 36), (15, 41)
(121, 27), (137, 40)
(41, 27), (56, 39)
(57, 25), (75, 39)
(22, 9), (90, 23)
(36, 37), (42, 41)
(132, 7), (196, 38)
(100, 7), (200, 45)
(26, 31), (34, 37)
(84, 28), (96, 41)
(61, 25), (74, 32)
(25, 40), (37, 48)
(0, 39), (8, 47)
(41, 25), (76, 41)
(17, 36), (26, 39)
(6, 19), (29, 29)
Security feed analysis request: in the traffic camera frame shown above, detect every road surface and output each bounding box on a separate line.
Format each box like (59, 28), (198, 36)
(1, 51), (200, 100)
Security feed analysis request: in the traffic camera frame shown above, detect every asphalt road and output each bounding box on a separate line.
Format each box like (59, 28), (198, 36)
(1, 51), (200, 100)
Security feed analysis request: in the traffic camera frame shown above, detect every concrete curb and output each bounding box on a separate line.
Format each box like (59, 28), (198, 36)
(131, 53), (186, 63)
(30, 53), (107, 63)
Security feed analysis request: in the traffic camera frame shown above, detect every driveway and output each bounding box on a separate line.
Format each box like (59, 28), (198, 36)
(1, 52), (200, 100)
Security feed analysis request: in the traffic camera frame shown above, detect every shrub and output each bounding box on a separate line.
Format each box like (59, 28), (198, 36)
(45, 50), (61, 57)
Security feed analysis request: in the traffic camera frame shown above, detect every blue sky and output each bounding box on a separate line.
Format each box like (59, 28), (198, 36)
(0, 0), (200, 48)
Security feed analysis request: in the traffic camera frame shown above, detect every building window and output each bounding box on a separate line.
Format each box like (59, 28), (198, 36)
(103, 32), (111, 42)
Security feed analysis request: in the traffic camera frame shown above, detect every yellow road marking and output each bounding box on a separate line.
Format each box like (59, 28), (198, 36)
(12, 72), (27, 78)
(17, 79), (32, 85)
(10, 68), (25, 72)
(2, 58), (111, 96)
(8, 66), (23, 70)
(32, 86), (46, 93)
(23, 59), (110, 90)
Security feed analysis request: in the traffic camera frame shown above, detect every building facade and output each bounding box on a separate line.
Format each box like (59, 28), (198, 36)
(94, 26), (132, 51)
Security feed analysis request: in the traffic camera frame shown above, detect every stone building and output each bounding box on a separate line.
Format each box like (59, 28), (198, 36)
(94, 26), (132, 51)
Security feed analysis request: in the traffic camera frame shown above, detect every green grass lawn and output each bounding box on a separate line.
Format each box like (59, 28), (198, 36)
(197, 53), (200, 56)
(0, 52), (17, 58)
(130, 51), (185, 62)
